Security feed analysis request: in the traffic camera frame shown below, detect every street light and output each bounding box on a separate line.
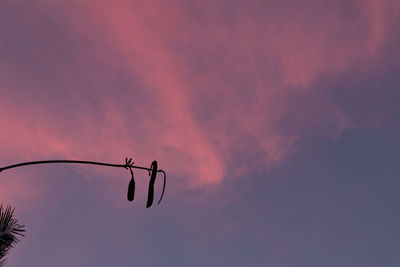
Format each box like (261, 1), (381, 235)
(0, 158), (166, 208)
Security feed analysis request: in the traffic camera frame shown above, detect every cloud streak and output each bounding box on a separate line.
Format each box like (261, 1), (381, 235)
(1, 0), (399, 194)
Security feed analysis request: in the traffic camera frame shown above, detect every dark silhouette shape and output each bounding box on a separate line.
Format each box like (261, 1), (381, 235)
(127, 163), (136, 201)
(0, 205), (25, 267)
(0, 158), (166, 208)
(146, 160), (158, 208)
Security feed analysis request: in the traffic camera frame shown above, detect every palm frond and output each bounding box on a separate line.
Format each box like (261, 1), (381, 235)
(0, 205), (25, 267)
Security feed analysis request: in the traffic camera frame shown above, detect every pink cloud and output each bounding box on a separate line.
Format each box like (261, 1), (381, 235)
(1, 0), (399, 194)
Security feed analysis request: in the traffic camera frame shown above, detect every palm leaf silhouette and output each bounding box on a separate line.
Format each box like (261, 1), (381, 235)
(0, 205), (25, 267)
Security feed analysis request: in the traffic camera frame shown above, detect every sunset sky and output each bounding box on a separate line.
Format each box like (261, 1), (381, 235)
(1, 0), (400, 266)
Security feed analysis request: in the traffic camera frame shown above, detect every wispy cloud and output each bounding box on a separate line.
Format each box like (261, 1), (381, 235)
(0, 0), (398, 194)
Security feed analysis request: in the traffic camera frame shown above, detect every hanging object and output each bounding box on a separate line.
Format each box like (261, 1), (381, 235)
(0, 158), (166, 208)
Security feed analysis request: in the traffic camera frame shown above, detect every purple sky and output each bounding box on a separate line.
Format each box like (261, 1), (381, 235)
(1, 0), (400, 266)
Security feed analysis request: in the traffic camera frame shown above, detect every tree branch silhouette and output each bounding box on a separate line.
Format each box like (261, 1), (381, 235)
(0, 157), (166, 265)
(0, 205), (25, 267)
(0, 158), (167, 207)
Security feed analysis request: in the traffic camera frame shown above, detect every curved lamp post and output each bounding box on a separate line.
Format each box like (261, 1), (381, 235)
(0, 158), (166, 208)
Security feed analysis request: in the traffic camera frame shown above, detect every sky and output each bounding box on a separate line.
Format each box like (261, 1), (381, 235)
(0, 0), (399, 266)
